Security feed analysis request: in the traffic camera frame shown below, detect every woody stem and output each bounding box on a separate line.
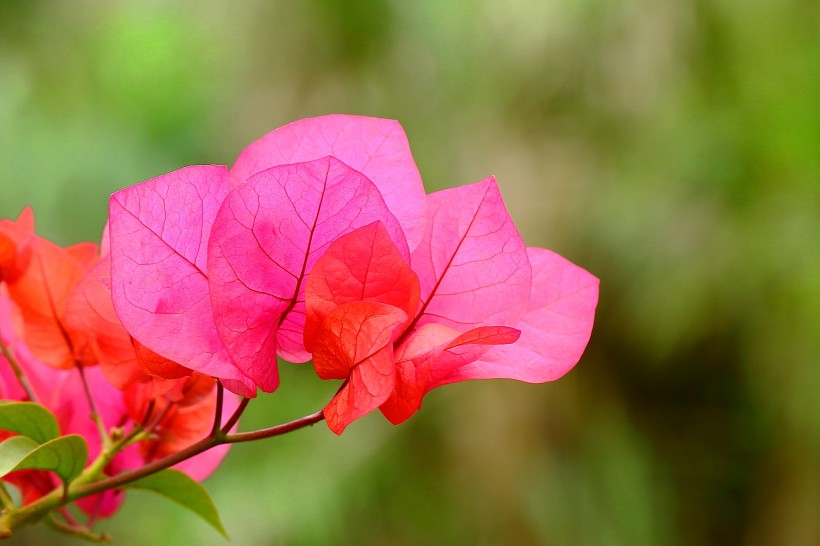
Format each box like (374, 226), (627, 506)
(70, 407), (323, 500)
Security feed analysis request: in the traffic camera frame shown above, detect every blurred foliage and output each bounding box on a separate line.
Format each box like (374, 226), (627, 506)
(1, 0), (818, 544)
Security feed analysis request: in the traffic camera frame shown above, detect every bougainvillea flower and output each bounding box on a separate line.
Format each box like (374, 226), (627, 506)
(208, 157), (408, 392)
(108, 116), (427, 396)
(305, 177), (598, 433)
(229, 114), (428, 251)
(108, 165), (255, 397)
(0, 333), (138, 517)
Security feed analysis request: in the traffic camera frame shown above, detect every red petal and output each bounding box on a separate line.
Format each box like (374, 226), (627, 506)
(311, 301), (405, 434)
(304, 222), (419, 352)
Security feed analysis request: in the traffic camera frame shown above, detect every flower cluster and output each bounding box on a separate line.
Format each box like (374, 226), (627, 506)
(107, 114), (598, 432)
(0, 114), (597, 537)
(0, 208), (231, 527)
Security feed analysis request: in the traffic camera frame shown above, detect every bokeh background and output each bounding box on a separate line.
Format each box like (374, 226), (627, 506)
(1, 1), (818, 544)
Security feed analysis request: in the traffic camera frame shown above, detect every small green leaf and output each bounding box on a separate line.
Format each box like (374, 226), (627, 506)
(0, 401), (60, 443)
(0, 434), (88, 485)
(126, 469), (227, 538)
(0, 435), (39, 476)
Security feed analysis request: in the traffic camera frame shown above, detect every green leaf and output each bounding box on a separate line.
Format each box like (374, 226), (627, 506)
(0, 435), (39, 476)
(0, 434), (88, 485)
(126, 469), (227, 539)
(0, 401), (60, 443)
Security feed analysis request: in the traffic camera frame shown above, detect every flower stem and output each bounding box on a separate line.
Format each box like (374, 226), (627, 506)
(70, 408), (323, 501)
(0, 483), (14, 510)
(210, 382), (224, 437)
(75, 365), (110, 448)
(0, 406), (325, 537)
(0, 337), (37, 403)
(46, 513), (111, 543)
(219, 396), (250, 434)
(224, 410), (324, 444)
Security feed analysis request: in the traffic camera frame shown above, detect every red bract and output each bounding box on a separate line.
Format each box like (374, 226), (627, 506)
(312, 301), (407, 432)
(64, 254), (145, 389)
(5, 234), (98, 370)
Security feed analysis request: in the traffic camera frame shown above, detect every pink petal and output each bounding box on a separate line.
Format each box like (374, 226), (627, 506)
(230, 114), (428, 250)
(445, 247), (599, 384)
(108, 165), (254, 396)
(409, 177), (531, 332)
(304, 222), (419, 352)
(311, 302), (406, 434)
(208, 157), (407, 391)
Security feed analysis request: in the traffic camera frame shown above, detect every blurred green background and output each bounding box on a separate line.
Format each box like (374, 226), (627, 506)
(1, 0), (818, 544)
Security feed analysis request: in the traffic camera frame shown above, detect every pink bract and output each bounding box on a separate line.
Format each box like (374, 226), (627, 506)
(108, 165), (255, 396)
(230, 114), (428, 251)
(410, 177), (531, 332)
(446, 247), (599, 385)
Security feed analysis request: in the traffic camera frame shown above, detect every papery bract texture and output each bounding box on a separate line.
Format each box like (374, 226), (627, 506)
(304, 221), (419, 351)
(108, 165), (254, 396)
(380, 323), (520, 424)
(64, 254), (145, 389)
(312, 302), (406, 434)
(230, 114), (428, 250)
(444, 247), (599, 384)
(5, 236), (97, 369)
(410, 177), (531, 333)
(208, 157), (407, 392)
